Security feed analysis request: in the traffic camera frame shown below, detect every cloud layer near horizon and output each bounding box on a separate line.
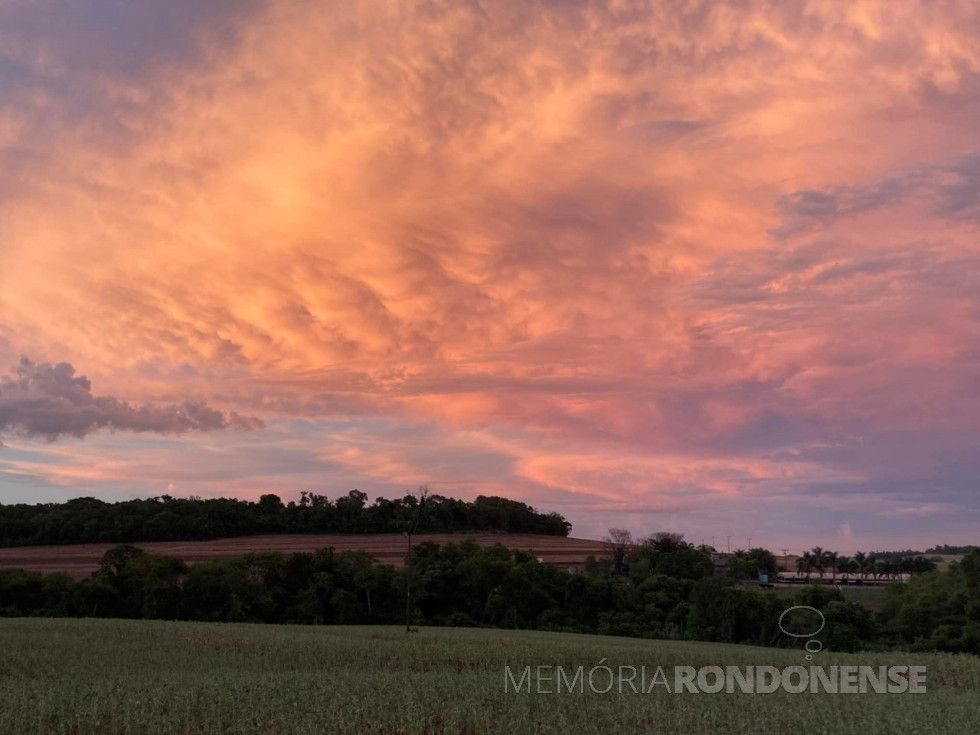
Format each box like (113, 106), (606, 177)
(1, 0), (979, 550)
(0, 358), (263, 439)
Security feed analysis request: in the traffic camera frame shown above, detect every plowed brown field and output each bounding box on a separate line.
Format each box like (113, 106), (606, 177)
(0, 534), (608, 578)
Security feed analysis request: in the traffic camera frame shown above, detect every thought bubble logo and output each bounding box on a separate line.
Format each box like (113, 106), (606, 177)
(778, 605), (825, 661)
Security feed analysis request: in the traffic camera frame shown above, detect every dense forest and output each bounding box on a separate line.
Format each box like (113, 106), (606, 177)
(0, 491), (571, 546)
(1, 534), (977, 655)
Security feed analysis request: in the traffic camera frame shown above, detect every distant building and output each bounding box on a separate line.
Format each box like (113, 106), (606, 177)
(775, 554), (799, 572)
(710, 553), (730, 576)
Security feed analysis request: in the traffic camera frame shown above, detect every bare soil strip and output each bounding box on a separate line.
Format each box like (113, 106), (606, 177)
(0, 534), (608, 578)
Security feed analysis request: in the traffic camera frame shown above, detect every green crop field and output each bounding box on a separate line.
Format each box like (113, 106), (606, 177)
(0, 619), (978, 735)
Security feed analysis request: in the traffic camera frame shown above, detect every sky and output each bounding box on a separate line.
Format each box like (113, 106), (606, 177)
(1, 0), (979, 553)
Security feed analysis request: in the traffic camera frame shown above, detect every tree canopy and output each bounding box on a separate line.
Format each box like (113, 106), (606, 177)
(0, 491), (572, 546)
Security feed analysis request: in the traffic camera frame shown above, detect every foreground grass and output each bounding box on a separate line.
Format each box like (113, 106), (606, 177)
(0, 619), (977, 734)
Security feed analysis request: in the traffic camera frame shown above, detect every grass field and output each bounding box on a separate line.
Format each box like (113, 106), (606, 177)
(1, 620), (978, 734)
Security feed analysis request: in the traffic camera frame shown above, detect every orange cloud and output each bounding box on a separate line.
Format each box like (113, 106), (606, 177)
(2, 0), (980, 549)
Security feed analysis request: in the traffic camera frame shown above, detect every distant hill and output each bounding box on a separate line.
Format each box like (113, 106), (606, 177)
(924, 544), (978, 556)
(871, 545), (977, 560)
(0, 491), (571, 547)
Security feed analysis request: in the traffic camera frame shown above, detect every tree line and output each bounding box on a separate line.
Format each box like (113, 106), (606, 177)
(603, 530), (938, 580)
(793, 547), (936, 578)
(925, 544), (977, 556)
(0, 491), (571, 546)
(869, 545), (977, 560)
(1, 533), (977, 655)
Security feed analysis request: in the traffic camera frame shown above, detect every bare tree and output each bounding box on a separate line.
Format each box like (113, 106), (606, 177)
(603, 528), (635, 572)
(604, 528), (634, 547)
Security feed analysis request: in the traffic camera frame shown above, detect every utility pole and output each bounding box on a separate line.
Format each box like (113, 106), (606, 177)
(404, 485), (429, 633)
(727, 536), (731, 554)
(404, 529), (412, 633)
(748, 537), (752, 550)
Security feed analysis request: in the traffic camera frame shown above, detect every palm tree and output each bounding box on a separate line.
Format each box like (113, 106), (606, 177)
(826, 550), (838, 582)
(836, 555), (851, 582)
(798, 551), (814, 580)
(853, 551), (868, 580)
(811, 547), (825, 581)
(866, 555), (877, 579)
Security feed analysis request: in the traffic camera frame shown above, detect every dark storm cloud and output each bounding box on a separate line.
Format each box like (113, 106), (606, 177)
(0, 358), (263, 441)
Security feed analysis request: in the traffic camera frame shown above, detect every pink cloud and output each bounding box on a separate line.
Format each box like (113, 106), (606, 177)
(1, 1), (979, 549)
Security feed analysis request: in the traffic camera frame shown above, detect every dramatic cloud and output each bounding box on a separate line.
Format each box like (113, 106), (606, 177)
(0, 0), (979, 549)
(0, 358), (263, 440)
(773, 150), (980, 238)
